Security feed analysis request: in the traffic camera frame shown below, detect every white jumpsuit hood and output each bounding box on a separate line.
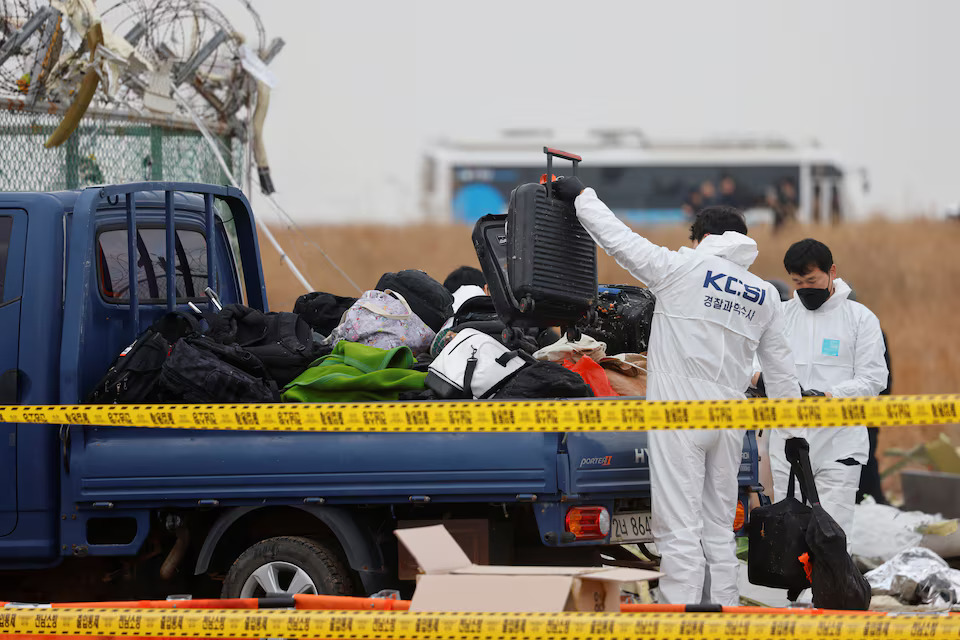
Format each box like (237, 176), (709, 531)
(694, 231), (759, 269)
(573, 188), (800, 606)
(768, 277), (888, 548)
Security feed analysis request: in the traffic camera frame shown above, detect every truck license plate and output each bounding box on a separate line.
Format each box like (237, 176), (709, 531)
(610, 511), (653, 543)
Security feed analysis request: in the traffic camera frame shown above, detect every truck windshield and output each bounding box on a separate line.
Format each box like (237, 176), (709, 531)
(97, 227), (212, 303)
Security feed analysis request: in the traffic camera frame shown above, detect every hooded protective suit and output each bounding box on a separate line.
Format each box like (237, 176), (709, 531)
(768, 278), (888, 546)
(573, 189), (800, 606)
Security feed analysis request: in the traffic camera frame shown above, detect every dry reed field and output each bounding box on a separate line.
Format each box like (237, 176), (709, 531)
(260, 219), (960, 497)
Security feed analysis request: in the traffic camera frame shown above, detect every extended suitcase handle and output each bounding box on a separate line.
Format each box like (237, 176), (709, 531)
(544, 146), (581, 199)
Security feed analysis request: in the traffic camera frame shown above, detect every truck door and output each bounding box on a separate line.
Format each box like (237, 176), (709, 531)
(0, 209), (27, 536)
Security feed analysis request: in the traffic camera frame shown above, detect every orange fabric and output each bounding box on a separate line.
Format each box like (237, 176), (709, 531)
(563, 357), (618, 397)
(799, 552), (813, 584)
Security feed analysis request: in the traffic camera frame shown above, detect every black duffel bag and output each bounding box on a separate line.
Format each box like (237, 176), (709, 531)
(749, 437), (872, 609)
(748, 437), (816, 595)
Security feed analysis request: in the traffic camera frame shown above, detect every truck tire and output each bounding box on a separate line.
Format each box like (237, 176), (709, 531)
(221, 536), (353, 598)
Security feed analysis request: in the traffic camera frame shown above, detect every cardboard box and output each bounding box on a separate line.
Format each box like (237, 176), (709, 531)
(395, 524), (662, 612)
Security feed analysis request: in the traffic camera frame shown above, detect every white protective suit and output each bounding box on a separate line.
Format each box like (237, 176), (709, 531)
(574, 189), (800, 606)
(768, 278), (888, 546)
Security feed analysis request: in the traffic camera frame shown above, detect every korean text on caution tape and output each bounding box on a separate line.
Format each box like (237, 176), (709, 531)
(0, 395), (957, 433)
(0, 608), (953, 639)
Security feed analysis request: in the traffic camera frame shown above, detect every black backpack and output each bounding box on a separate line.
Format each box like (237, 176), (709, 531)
(157, 337), (278, 404)
(293, 291), (357, 336)
(86, 311), (201, 404)
(376, 270), (453, 332)
(206, 304), (319, 386)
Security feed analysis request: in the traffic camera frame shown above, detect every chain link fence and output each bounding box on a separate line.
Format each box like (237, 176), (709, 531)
(0, 98), (244, 192)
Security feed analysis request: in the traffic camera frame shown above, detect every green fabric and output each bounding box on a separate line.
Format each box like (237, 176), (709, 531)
(282, 341), (426, 403)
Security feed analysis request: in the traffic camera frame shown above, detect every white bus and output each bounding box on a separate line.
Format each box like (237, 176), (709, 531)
(421, 130), (865, 226)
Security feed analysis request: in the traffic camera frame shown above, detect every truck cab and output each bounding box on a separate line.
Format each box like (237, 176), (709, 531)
(0, 183), (759, 602)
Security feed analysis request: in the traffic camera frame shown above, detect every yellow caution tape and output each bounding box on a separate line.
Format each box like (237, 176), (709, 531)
(0, 608), (953, 639)
(0, 395), (957, 433)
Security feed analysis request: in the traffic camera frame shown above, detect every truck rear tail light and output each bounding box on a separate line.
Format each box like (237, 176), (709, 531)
(565, 506), (611, 540)
(733, 499), (746, 532)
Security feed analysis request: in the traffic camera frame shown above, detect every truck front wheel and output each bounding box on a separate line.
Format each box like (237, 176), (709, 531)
(221, 536), (353, 598)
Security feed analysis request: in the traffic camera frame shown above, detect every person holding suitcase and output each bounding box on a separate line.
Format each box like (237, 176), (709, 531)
(552, 177), (801, 606)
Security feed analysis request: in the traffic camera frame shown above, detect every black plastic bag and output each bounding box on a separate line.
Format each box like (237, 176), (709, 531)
(492, 361), (593, 399)
(806, 503), (872, 610)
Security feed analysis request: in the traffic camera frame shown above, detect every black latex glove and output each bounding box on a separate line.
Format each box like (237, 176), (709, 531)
(753, 373), (766, 397)
(801, 388), (826, 397)
(551, 176), (586, 203)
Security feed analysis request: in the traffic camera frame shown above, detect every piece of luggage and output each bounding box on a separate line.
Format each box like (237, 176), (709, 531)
(747, 437), (816, 594)
(583, 285), (656, 355)
(505, 147), (597, 330)
(492, 361), (594, 400)
(326, 289), (435, 354)
(376, 270), (453, 332)
(450, 295), (504, 336)
(426, 328), (529, 399)
(87, 311), (202, 403)
(206, 304), (319, 386)
(293, 291), (357, 336)
(450, 295), (558, 354)
(157, 336), (278, 403)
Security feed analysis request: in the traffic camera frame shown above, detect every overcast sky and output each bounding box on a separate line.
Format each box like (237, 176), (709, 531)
(228, 0), (959, 224)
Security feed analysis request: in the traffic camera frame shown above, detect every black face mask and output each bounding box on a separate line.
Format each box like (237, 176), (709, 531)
(796, 286), (830, 310)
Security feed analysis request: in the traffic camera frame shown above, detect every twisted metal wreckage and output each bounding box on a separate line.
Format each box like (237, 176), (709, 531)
(0, 0), (279, 193)
(0, 0), (333, 293)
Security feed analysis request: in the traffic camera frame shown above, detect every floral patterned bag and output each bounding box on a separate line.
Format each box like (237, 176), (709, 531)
(325, 289), (435, 354)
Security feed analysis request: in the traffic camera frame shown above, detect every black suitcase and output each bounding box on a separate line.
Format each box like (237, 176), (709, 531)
(505, 147), (597, 330)
(473, 148), (596, 338)
(583, 285), (657, 354)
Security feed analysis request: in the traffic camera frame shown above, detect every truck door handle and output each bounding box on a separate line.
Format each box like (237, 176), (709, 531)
(0, 369), (21, 405)
(60, 425), (71, 474)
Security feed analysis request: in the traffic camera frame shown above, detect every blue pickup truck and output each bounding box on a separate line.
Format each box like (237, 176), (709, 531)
(0, 182), (759, 602)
